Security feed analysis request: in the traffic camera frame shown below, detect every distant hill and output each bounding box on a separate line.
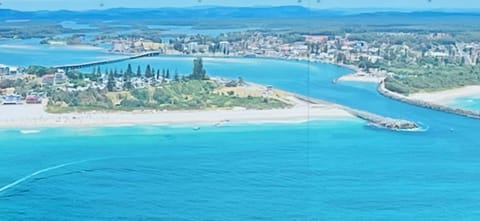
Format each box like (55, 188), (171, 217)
(1, 6), (480, 21)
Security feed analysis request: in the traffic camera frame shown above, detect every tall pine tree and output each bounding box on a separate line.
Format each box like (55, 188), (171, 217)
(174, 69), (180, 81)
(136, 66), (142, 78)
(126, 64), (133, 77)
(191, 57), (206, 80)
(107, 72), (115, 92)
(145, 64), (153, 78)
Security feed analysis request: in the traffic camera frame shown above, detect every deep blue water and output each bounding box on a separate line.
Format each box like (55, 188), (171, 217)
(2, 43), (480, 220)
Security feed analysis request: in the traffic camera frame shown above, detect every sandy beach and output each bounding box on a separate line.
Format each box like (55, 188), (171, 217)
(409, 85), (480, 104)
(337, 72), (385, 83)
(0, 97), (353, 129)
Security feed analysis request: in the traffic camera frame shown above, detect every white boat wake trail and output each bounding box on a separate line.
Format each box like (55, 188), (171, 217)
(0, 157), (121, 195)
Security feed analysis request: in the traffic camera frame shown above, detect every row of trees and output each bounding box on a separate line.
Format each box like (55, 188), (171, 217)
(105, 58), (208, 92)
(92, 64), (178, 80)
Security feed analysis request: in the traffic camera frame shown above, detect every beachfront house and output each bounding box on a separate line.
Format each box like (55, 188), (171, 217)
(42, 74), (55, 85)
(55, 69), (67, 84)
(187, 42), (198, 54)
(263, 85), (274, 97)
(42, 69), (67, 86)
(0, 65), (10, 75)
(111, 40), (129, 53)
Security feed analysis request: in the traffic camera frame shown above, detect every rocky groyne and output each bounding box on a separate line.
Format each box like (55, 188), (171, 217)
(294, 95), (420, 131)
(377, 81), (480, 120)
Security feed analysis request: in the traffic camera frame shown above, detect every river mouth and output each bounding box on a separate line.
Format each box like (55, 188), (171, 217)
(1, 41), (476, 131)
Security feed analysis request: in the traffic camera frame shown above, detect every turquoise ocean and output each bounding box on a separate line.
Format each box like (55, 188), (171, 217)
(450, 97), (480, 111)
(1, 40), (480, 220)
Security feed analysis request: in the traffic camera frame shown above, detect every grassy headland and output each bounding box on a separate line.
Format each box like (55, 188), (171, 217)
(3, 58), (291, 113)
(46, 79), (290, 113)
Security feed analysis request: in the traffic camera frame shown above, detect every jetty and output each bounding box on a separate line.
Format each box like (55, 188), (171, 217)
(377, 81), (480, 120)
(294, 95), (419, 131)
(53, 51), (162, 70)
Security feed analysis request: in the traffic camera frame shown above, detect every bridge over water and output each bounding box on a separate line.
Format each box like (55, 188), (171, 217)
(53, 51), (162, 70)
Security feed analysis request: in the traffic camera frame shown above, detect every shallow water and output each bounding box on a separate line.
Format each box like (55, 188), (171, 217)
(449, 96), (480, 111)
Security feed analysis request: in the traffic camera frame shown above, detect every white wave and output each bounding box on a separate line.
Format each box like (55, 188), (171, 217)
(19, 130), (41, 134)
(0, 162), (79, 194)
(0, 44), (37, 50)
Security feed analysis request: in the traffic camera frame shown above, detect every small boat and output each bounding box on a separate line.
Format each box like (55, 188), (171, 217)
(193, 127), (200, 131)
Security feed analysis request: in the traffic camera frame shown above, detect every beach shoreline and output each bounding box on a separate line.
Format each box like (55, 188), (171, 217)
(377, 81), (480, 119)
(408, 85), (480, 105)
(336, 72), (385, 83)
(333, 64), (386, 83)
(0, 101), (355, 129)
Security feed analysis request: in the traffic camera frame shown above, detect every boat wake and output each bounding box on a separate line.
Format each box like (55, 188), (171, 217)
(0, 157), (119, 195)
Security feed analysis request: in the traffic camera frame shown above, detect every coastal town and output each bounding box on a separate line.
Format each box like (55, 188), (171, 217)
(51, 31), (480, 67)
(4, 29), (480, 94)
(1, 29), (480, 117)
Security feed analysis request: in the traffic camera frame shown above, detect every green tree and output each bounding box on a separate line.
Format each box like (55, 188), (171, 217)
(136, 66), (142, 78)
(174, 69), (180, 81)
(89, 68), (98, 82)
(26, 65), (56, 77)
(125, 64), (133, 77)
(145, 64), (153, 78)
(238, 76), (245, 86)
(191, 57), (207, 80)
(131, 88), (149, 101)
(107, 72), (115, 92)
(124, 71), (133, 91)
(96, 68), (102, 82)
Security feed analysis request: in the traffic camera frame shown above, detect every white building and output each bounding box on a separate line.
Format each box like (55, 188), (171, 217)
(219, 41), (230, 54)
(0, 65), (21, 75)
(187, 42), (198, 53)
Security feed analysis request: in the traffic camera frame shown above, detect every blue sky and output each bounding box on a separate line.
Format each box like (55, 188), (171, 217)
(0, 0), (479, 11)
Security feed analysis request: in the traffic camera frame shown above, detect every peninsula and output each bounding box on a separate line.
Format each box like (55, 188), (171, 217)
(0, 57), (356, 128)
(0, 56), (420, 130)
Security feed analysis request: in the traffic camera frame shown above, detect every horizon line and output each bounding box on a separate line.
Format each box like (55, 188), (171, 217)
(2, 5), (480, 13)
